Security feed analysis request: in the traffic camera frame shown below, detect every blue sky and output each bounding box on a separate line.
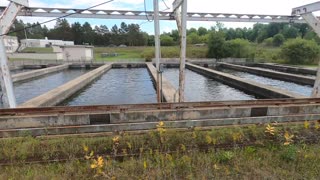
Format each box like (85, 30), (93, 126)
(1, 0), (319, 34)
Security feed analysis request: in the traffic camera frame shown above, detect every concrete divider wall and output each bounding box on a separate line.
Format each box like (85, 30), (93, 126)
(186, 63), (306, 99)
(146, 63), (179, 102)
(219, 63), (315, 86)
(8, 52), (63, 60)
(1, 103), (320, 129)
(1, 113), (319, 137)
(253, 63), (317, 75)
(12, 64), (69, 83)
(20, 63), (112, 107)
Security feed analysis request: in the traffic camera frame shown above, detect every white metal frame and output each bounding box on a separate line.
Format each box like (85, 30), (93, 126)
(172, 0), (187, 102)
(0, 0), (28, 108)
(292, 2), (320, 97)
(1, 1), (320, 107)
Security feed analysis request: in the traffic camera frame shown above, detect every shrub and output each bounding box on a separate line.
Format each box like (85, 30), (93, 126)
(160, 35), (175, 46)
(223, 38), (253, 58)
(263, 37), (274, 47)
(273, 34), (285, 46)
(280, 38), (320, 64)
(207, 31), (226, 59)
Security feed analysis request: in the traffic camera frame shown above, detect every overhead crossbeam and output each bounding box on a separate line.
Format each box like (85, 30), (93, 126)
(292, 1), (320, 15)
(0, 6), (306, 23)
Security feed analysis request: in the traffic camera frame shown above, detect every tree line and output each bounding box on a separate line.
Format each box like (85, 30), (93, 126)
(9, 19), (320, 47)
(9, 19), (150, 46)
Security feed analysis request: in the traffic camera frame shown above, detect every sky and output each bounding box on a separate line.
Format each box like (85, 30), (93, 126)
(1, 0), (319, 34)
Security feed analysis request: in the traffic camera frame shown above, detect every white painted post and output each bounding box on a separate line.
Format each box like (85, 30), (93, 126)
(0, 37), (16, 108)
(292, 2), (320, 97)
(154, 0), (162, 102)
(0, 0), (28, 108)
(178, 0), (187, 102)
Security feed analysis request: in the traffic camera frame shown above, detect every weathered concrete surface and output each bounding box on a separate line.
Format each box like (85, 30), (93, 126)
(12, 64), (69, 83)
(0, 113), (319, 137)
(112, 62), (146, 68)
(20, 63), (112, 107)
(186, 63), (306, 98)
(219, 63), (315, 85)
(146, 63), (179, 102)
(253, 63), (317, 75)
(3, 101), (320, 129)
(0, 114), (89, 129)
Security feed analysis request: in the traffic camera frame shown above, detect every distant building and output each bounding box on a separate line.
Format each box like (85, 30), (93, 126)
(20, 37), (74, 48)
(58, 45), (94, 61)
(3, 36), (19, 53)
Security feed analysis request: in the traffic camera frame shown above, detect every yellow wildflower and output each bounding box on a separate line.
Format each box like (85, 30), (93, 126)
(304, 121), (310, 129)
(232, 132), (243, 142)
(91, 156), (104, 171)
(315, 121), (320, 130)
(180, 144), (186, 152)
(205, 135), (212, 144)
(85, 151), (94, 160)
(284, 131), (294, 146)
(112, 136), (120, 144)
(143, 160), (147, 169)
(265, 124), (275, 135)
(156, 121), (166, 135)
(83, 145), (89, 152)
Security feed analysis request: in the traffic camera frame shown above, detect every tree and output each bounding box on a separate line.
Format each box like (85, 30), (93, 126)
(282, 26), (300, 39)
(187, 32), (201, 44)
(71, 22), (83, 45)
(281, 38), (320, 64)
(82, 22), (94, 45)
(160, 35), (174, 46)
(207, 31), (226, 59)
(187, 28), (197, 35)
(49, 19), (73, 41)
(273, 34), (285, 46)
(198, 27), (207, 36)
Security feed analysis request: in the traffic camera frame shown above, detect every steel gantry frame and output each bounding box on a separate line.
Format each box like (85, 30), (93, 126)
(292, 2), (320, 97)
(0, 1), (320, 107)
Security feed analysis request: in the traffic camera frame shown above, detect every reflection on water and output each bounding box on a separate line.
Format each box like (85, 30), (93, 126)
(64, 68), (157, 106)
(163, 68), (256, 102)
(0, 69), (89, 108)
(219, 68), (312, 96)
(253, 66), (316, 78)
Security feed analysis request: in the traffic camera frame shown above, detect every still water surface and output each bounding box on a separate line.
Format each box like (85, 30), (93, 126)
(64, 68), (157, 106)
(163, 68), (256, 102)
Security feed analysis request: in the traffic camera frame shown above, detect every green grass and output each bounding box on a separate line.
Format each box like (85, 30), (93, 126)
(94, 46), (147, 61)
(0, 122), (320, 179)
(21, 47), (54, 53)
(94, 46), (208, 62)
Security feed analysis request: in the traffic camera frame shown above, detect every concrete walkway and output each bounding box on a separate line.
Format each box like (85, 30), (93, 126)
(254, 63), (317, 75)
(12, 64), (69, 83)
(187, 63), (306, 99)
(20, 63), (112, 107)
(219, 63), (315, 85)
(146, 63), (179, 102)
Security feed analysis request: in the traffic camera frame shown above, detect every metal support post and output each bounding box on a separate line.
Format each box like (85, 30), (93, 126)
(293, 2), (320, 97)
(0, 37), (16, 107)
(0, 0), (28, 108)
(173, 0), (187, 102)
(154, 0), (162, 102)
